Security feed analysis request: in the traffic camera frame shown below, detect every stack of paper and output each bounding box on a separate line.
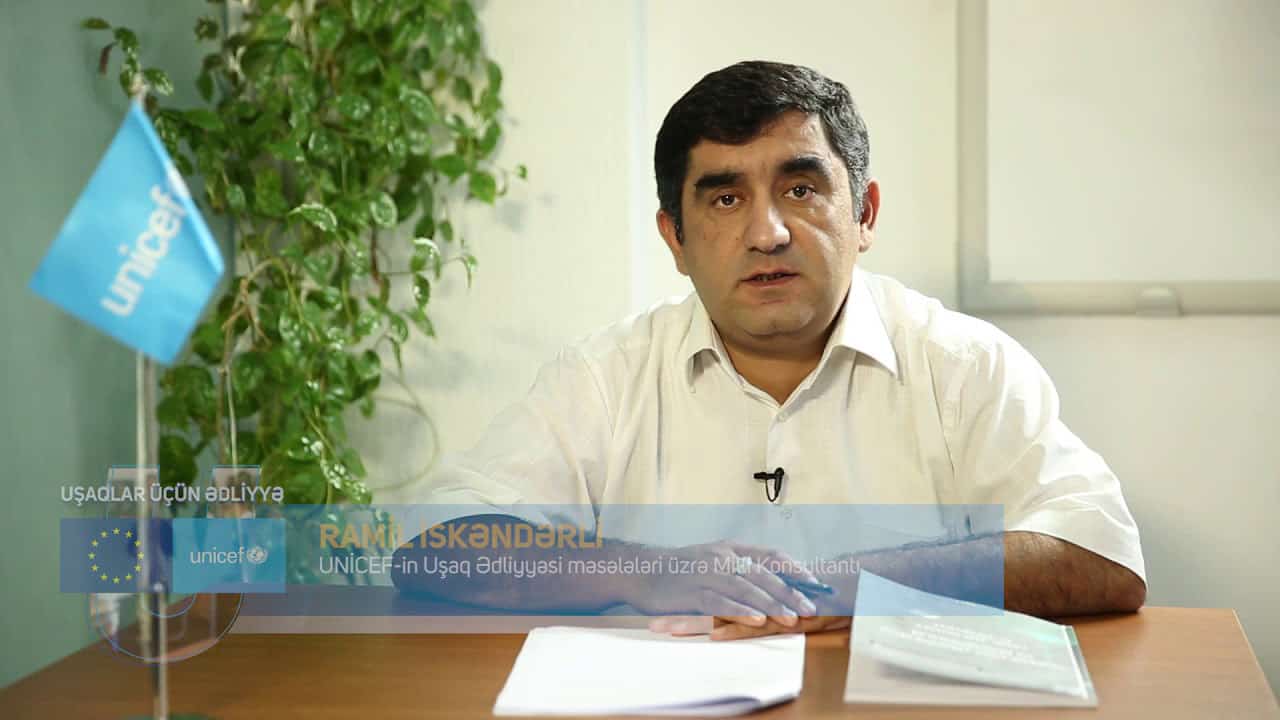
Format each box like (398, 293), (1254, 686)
(845, 572), (1097, 707)
(494, 627), (805, 716)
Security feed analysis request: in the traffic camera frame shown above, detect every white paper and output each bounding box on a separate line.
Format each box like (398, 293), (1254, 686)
(494, 627), (805, 716)
(844, 572), (1097, 707)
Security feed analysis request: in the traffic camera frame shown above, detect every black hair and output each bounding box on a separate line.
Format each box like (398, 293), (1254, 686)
(654, 60), (870, 242)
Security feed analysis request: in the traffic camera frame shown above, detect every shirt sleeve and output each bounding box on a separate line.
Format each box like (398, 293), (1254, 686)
(941, 326), (1146, 582)
(412, 347), (612, 527)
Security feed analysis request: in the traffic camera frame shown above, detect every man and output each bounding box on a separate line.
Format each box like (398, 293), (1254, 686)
(396, 61), (1145, 640)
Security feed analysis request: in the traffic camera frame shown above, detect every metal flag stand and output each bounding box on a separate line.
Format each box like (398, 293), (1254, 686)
(130, 353), (215, 720)
(134, 352), (168, 720)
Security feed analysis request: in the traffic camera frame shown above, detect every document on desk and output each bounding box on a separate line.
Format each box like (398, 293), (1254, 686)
(493, 626), (805, 716)
(845, 572), (1098, 707)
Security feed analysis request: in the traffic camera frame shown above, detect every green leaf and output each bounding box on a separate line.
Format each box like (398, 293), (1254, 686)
(190, 320), (224, 364)
(486, 59), (503, 93)
(253, 169), (288, 217)
(183, 108), (224, 132)
(267, 139), (305, 164)
(196, 71), (214, 102)
(278, 310), (303, 347)
(440, 220), (454, 243)
(225, 184), (246, 212)
(399, 87), (437, 123)
(156, 394), (186, 428)
(336, 93), (371, 122)
(350, 0), (375, 30)
(254, 13), (293, 41)
(368, 192), (397, 228)
(478, 123), (501, 156)
(408, 307), (435, 337)
(468, 171), (497, 204)
(354, 311), (379, 341)
(312, 8), (345, 50)
(194, 16), (219, 41)
(158, 435), (197, 490)
(434, 153), (466, 181)
(302, 253), (336, 285)
(82, 18), (111, 30)
(410, 237), (440, 274)
(354, 349), (381, 384)
(113, 27), (138, 53)
(232, 351), (267, 398)
(459, 253), (478, 288)
(389, 338), (403, 372)
(348, 43), (380, 76)
(387, 312), (409, 344)
(288, 203), (338, 234)
(306, 129), (340, 162)
(516, 163), (528, 179)
(412, 274), (431, 309)
(339, 447), (368, 479)
(451, 77), (473, 105)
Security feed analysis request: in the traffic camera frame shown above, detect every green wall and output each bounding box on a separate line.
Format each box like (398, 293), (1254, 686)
(0, 0), (211, 687)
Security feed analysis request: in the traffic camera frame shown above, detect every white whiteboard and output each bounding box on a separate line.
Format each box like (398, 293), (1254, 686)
(960, 0), (1280, 314)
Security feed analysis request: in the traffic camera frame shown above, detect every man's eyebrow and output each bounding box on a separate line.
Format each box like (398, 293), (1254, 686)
(692, 170), (742, 197)
(779, 155), (836, 184)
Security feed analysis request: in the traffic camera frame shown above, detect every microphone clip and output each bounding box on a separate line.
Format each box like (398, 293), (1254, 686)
(753, 467), (785, 503)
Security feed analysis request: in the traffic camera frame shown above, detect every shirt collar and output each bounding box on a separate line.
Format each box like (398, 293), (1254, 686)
(680, 267), (899, 388)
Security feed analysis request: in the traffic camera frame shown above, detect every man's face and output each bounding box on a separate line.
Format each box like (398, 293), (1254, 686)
(658, 111), (878, 358)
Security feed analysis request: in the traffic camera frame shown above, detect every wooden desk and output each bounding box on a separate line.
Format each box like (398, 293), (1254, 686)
(3, 607), (1276, 719)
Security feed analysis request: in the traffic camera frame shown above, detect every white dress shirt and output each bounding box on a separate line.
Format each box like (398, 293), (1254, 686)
(420, 268), (1145, 581)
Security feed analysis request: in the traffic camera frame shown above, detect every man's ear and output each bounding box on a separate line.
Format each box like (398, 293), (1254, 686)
(857, 180), (881, 253)
(656, 209), (689, 276)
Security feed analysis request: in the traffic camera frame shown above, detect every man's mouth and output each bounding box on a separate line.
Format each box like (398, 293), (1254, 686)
(744, 271), (797, 286)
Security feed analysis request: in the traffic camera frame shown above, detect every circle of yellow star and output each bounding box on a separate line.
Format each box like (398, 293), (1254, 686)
(112, 528), (120, 535)
(91, 565), (98, 572)
(100, 574), (107, 581)
(125, 530), (133, 538)
(100, 531), (107, 538)
(112, 577), (120, 584)
(88, 552), (95, 560)
(91, 540), (98, 547)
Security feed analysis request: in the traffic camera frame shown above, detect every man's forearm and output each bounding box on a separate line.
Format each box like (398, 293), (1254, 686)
(1000, 531), (1145, 616)
(817, 531), (1145, 617)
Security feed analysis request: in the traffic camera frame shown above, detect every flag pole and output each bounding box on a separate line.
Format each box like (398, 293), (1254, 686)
(135, 351), (168, 720)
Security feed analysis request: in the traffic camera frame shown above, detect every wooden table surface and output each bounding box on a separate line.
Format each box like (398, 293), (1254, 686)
(3, 607), (1276, 719)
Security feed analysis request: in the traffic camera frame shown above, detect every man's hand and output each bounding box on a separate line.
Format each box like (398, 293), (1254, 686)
(628, 541), (819, 629)
(709, 614), (850, 641)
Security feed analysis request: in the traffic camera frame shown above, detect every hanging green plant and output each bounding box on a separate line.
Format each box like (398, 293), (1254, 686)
(85, 0), (523, 504)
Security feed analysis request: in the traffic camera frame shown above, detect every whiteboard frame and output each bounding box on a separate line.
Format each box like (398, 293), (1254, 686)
(957, 0), (1280, 315)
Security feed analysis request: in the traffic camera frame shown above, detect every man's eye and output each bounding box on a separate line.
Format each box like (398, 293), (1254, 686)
(788, 185), (815, 200)
(714, 194), (738, 208)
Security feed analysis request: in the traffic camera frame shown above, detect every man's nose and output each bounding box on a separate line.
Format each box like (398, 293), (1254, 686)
(744, 201), (790, 254)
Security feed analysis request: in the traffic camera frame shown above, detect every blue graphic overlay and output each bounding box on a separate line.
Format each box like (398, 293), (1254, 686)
(172, 518), (286, 594)
(234, 503), (1005, 619)
(59, 518), (170, 593)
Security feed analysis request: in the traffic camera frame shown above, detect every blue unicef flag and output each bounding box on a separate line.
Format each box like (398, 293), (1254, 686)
(29, 102), (224, 364)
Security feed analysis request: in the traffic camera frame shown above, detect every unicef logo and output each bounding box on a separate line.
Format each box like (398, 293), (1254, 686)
(246, 545), (268, 565)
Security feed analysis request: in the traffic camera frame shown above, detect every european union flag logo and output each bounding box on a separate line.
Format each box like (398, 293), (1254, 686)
(60, 517), (172, 593)
(29, 102), (224, 364)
